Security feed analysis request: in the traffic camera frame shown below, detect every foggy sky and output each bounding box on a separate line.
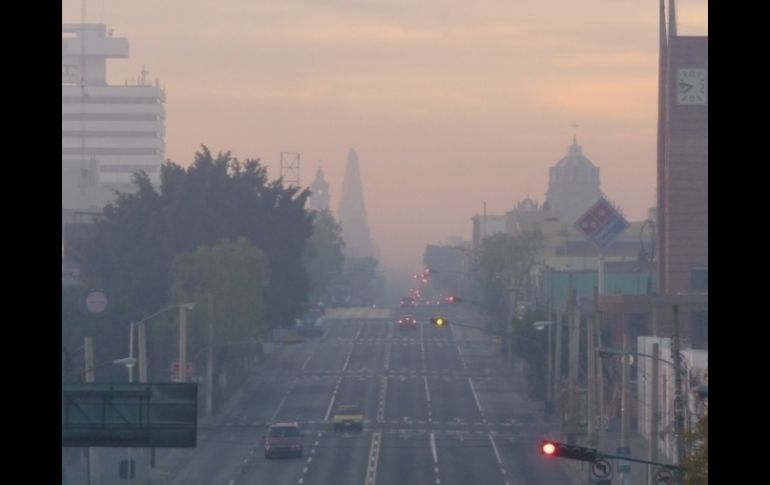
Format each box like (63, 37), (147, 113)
(63, 1), (708, 272)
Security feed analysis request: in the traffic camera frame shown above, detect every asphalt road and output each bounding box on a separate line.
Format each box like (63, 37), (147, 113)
(159, 304), (573, 485)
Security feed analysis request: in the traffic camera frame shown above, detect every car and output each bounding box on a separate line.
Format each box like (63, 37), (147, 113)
(397, 315), (418, 329)
(332, 404), (363, 432)
(263, 422), (304, 458)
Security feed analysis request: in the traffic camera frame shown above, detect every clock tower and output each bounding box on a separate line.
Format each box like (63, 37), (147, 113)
(658, 0), (708, 294)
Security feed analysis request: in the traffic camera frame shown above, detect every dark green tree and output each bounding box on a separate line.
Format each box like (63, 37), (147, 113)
(303, 210), (345, 302)
(73, 146), (314, 334)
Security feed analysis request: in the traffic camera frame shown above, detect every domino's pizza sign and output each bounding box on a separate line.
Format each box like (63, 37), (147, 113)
(574, 198), (630, 251)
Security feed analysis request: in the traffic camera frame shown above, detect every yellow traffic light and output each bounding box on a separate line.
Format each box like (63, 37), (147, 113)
(430, 317), (448, 327)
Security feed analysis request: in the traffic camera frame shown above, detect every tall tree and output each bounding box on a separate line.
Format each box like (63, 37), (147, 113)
(303, 210), (345, 302)
(73, 146), (314, 333)
(479, 229), (544, 329)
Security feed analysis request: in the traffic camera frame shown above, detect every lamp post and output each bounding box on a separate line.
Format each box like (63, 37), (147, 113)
(114, 357), (137, 485)
(532, 321), (554, 416)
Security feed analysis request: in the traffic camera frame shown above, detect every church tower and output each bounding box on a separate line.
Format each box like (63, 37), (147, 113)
(544, 136), (604, 225)
(657, 0), (708, 294)
(308, 168), (330, 212)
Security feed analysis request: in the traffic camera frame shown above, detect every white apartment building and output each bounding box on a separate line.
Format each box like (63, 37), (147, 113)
(62, 24), (165, 211)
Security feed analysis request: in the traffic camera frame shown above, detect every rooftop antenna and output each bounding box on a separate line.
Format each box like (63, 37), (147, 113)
(140, 65), (149, 86)
(571, 123), (579, 145)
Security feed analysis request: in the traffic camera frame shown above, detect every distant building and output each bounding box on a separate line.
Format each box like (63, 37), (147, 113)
(545, 137), (604, 225)
(337, 148), (375, 259)
(62, 24), (165, 212)
(307, 168), (331, 212)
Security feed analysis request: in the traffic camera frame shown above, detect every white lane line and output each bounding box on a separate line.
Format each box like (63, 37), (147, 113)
(324, 394), (337, 421)
(467, 377), (485, 420)
(228, 480), (235, 485)
(424, 375), (431, 403)
(307, 457), (312, 463)
(343, 352), (352, 371)
(488, 433), (503, 464)
(301, 354), (313, 371)
(299, 478), (304, 484)
(430, 432), (438, 464)
(314, 441), (320, 446)
(303, 467), (308, 473)
(363, 432), (382, 485)
(355, 322), (364, 340)
(269, 393), (289, 423)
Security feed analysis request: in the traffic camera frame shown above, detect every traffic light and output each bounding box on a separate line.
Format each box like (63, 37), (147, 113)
(540, 440), (598, 462)
(430, 316), (449, 327)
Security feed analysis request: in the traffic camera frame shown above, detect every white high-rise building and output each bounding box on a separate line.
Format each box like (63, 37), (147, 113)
(62, 24), (165, 211)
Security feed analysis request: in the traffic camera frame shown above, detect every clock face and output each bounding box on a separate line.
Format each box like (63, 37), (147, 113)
(677, 68), (707, 105)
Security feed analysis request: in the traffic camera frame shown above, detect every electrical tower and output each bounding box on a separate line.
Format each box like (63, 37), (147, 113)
(280, 152), (301, 187)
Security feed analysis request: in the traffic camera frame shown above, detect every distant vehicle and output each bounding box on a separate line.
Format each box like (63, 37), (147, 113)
(400, 297), (415, 308)
(295, 305), (325, 337)
(282, 333), (305, 344)
(332, 404), (363, 432)
(263, 422), (304, 458)
(328, 285), (352, 307)
(397, 315), (418, 329)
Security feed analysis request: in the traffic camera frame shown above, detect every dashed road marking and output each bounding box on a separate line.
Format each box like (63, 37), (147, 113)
(363, 432), (382, 485)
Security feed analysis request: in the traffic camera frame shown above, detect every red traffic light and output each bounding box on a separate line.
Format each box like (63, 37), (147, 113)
(541, 441), (556, 455)
(539, 440), (598, 462)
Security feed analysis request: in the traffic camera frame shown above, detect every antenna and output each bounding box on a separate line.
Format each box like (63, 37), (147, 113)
(280, 152), (301, 187)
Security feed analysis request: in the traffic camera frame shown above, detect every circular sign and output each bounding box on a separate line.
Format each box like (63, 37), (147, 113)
(591, 459), (612, 479)
(84, 289), (109, 315)
(654, 469), (674, 484)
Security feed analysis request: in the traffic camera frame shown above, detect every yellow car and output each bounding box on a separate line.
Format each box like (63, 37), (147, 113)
(332, 404), (363, 432)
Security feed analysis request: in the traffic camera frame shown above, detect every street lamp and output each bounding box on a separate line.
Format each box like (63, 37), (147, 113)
(532, 321), (554, 414)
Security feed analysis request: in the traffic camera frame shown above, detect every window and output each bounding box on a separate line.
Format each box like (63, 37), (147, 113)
(691, 268), (708, 290)
(629, 313), (649, 343)
(692, 311), (708, 339)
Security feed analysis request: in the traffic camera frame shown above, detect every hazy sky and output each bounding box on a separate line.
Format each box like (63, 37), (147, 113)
(63, 0), (707, 272)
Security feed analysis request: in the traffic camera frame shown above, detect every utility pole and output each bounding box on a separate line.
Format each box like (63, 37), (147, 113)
(84, 336), (96, 485)
(567, 289), (579, 443)
(206, 293), (214, 417)
(179, 305), (189, 382)
(620, 333), (630, 485)
(586, 288), (597, 445)
(648, 342), (660, 485)
(672, 305), (686, 468)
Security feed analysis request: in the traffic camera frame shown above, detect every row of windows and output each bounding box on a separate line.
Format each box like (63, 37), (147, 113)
(62, 113), (162, 121)
(627, 311), (708, 340)
(61, 148), (161, 155)
(62, 131), (162, 138)
(62, 97), (163, 104)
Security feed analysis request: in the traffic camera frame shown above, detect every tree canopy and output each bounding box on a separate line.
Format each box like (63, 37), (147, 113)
(303, 210), (345, 302)
(73, 146), (314, 329)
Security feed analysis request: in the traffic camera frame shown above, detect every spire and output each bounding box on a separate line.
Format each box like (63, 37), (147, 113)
(338, 148), (374, 258)
(669, 0), (677, 38)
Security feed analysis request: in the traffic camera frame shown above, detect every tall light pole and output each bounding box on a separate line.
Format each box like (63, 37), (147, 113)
(533, 320), (554, 417)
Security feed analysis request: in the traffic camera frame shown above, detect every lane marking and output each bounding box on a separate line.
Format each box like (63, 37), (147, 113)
(301, 354), (313, 371)
(343, 352), (352, 372)
(324, 394), (337, 421)
(430, 432), (438, 464)
(363, 432), (382, 485)
(424, 376), (431, 403)
(270, 394), (289, 423)
(488, 433), (503, 464)
(467, 377), (485, 418)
